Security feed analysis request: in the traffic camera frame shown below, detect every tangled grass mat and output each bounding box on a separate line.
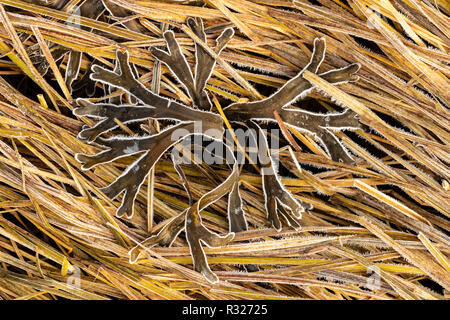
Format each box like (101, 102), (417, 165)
(0, 0), (448, 300)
